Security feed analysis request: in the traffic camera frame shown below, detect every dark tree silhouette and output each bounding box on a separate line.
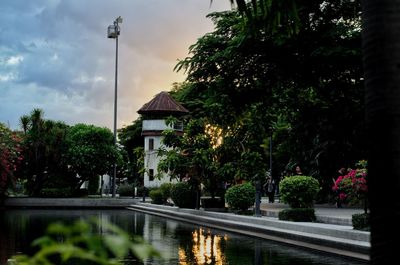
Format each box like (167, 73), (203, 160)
(362, 0), (400, 263)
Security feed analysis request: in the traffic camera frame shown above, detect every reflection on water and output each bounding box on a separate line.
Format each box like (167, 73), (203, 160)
(0, 209), (367, 265)
(178, 228), (226, 265)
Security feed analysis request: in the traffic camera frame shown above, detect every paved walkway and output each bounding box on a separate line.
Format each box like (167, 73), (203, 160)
(260, 200), (365, 226)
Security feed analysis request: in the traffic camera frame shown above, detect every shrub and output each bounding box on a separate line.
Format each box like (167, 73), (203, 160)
(88, 177), (99, 195)
(118, 183), (134, 197)
(332, 160), (368, 206)
(159, 183), (173, 203)
(278, 208), (316, 222)
(149, 189), (164, 204)
(171, 182), (195, 208)
(73, 188), (88, 197)
(201, 197), (225, 209)
(352, 213), (370, 231)
(39, 188), (73, 198)
(279, 175), (320, 208)
(225, 182), (256, 211)
(136, 186), (148, 197)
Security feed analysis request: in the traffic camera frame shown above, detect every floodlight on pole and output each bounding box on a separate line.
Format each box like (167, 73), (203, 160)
(108, 16), (122, 198)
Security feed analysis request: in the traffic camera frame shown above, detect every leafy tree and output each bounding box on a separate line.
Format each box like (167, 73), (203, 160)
(66, 124), (120, 192)
(176, 2), (365, 198)
(19, 109), (71, 196)
(158, 118), (218, 204)
(118, 118), (144, 185)
(0, 123), (23, 197)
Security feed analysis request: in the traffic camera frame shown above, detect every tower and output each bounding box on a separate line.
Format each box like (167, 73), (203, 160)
(137, 91), (189, 187)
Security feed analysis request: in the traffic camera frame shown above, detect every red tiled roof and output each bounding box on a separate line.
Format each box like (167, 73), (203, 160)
(137, 91), (189, 115)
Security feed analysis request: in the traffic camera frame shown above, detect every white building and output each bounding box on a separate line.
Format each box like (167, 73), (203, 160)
(137, 91), (189, 187)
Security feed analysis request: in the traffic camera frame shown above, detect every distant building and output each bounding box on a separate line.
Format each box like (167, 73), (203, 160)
(138, 91), (189, 187)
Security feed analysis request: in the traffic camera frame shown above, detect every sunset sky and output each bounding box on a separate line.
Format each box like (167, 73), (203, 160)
(0, 0), (231, 130)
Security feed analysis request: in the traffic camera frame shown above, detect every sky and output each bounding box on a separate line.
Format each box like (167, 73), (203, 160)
(0, 0), (232, 130)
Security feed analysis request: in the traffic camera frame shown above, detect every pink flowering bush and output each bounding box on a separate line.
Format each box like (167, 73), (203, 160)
(0, 123), (23, 197)
(332, 160), (368, 206)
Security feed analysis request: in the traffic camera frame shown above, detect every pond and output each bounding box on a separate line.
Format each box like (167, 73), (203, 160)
(0, 209), (367, 265)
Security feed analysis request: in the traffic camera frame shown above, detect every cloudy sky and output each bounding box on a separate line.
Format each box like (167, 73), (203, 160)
(0, 0), (231, 130)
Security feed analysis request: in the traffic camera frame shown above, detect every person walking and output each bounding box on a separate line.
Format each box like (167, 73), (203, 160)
(264, 175), (276, 203)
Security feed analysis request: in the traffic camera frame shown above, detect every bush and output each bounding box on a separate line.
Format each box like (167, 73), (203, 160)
(159, 183), (173, 203)
(118, 183), (134, 197)
(88, 177), (99, 195)
(39, 188), (73, 198)
(278, 208), (316, 222)
(73, 188), (88, 197)
(171, 182), (195, 208)
(201, 197), (225, 209)
(352, 213), (370, 231)
(225, 182), (256, 211)
(136, 186), (148, 197)
(279, 175), (320, 208)
(149, 189), (164, 204)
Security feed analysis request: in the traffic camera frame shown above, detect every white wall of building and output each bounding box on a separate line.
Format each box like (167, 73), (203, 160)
(143, 135), (177, 187)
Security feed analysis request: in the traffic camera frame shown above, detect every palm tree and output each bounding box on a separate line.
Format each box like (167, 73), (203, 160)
(19, 115), (30, 135)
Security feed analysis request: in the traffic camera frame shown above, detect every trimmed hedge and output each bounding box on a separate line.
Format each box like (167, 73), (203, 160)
(225, 182), (255, 211)
(159, 183), (173, 203)
(118, 183), (134, 197)
(278, 208), (316, 222)
(352, 213), (370, 231)
(39, 188), (73, 198)
(149, 189), (164, 204)
(279, 175), (320, 208)
(171, 182), (195, 208)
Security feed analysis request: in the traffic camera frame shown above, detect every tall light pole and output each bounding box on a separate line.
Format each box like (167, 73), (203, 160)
(108, 16), (122, 198)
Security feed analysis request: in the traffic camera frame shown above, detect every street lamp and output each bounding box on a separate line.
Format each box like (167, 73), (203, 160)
(108, 16), (122, 198)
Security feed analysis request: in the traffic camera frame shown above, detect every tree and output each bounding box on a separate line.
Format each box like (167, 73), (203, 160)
(175, 4), (365, 196)
(66, 124), (120, 192)
(118, 118), (144, 185)
(158, 118), (218, 202)
(0, 123), (23, 197)
(19, 109), (71, 196)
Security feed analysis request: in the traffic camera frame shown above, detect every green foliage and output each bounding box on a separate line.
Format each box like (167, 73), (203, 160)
(279, 176), (320, 208)
(38, 188), (73, 198)
(159, 183), (173, 203)
(18, 109), (72, 196)
(171, 182), (195, 208)
(117, 182), (134, 197)
(149, 189), (164, 205)
(66, 124), (120, 186)
(0, 123), (23, 197)
(118, 119), (144, 184)
(11, 219), (160, 264)
(173, 2), (365, 201)
(158, 118), (221, 201)
(352, 213), (370, 231)
(278, 208), (316, 222)
(88, 177), (100, 195)
(225, 182), (256, 211)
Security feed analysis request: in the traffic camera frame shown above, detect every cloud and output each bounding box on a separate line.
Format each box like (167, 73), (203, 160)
(0, 0), (231, 130)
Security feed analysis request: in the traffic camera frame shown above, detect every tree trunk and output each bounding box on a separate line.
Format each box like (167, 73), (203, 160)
(362, 0), (400, 263)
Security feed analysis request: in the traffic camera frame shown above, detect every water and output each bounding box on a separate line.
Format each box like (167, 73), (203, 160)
(0, 209), (367, 265)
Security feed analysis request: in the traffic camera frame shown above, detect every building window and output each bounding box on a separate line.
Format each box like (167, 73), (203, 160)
(149, 138), (154, 150)
(149, 169), (154, 181)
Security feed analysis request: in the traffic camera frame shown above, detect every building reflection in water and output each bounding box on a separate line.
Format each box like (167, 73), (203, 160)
(179, 228), (227, 265)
